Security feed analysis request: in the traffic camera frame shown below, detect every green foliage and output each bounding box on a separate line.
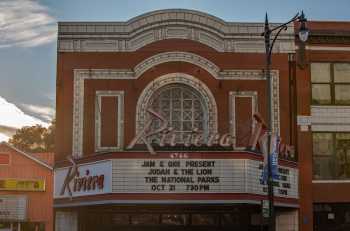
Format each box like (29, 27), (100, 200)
(9, 120), (55, 153)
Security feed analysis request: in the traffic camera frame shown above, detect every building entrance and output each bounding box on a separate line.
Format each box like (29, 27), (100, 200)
(80, 204), (269, 231)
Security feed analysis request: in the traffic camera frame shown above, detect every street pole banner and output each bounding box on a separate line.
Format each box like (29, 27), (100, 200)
(270, 135), (280, 180)
(259, 133), (280, 185)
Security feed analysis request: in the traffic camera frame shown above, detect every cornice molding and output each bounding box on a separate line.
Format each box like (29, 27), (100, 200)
(58, 9), (295, 53)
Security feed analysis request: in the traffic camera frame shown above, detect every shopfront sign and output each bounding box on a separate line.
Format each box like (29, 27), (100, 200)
(111, 158), (298, 199)
(54, 160), (112, 198)
(0, 195), (27, 221)
(0, 179), (45, 191)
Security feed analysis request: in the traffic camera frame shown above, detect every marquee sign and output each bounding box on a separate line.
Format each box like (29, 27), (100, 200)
(111, 158), (298, 199)
(0, 195), (27, 221)
(54, 157), (298, 200)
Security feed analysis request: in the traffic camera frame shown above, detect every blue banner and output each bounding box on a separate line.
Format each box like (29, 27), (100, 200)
(260, 134), (280, 185)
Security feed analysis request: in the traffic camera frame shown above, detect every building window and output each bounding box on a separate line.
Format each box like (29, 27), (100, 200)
(313, 132), (350, 180)
(146, 84), (208, 143)
(95, 91), (124, 152)
(191, 214), (218, 226)
(229, 91), (258, 149)
(131, 214), (159, 225)
(161, 214), (189, 225)
(149, 84), (206, 140)
(135, 73), (218, 140)
(311, 63), (350, 105)
(314, 203), (350, 231)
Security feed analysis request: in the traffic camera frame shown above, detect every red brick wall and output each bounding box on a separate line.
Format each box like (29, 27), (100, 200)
(296, 21), (350, 230)
(55, 39), (292, 162)
(0, 144), (53, 231)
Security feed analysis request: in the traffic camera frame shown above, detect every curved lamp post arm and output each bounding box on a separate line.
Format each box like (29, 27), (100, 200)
(270, 13), (299, 33)
(268, 25), (288, 60)
(263, 13), (301, 60)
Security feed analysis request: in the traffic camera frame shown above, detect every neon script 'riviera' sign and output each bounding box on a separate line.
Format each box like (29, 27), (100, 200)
(127, 109), (233, 154)
(127, 109), (294, 156)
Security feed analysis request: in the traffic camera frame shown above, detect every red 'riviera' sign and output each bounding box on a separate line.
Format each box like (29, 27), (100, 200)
(59, 157), (105, 197)
(127, 109), (294, 157)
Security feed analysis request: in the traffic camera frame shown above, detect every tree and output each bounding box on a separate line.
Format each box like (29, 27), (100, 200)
(9, 120), (55, 153)
(43, 120), (55, 152)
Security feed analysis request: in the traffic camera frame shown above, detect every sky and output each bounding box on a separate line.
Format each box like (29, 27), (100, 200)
(1, 0), (350, 141)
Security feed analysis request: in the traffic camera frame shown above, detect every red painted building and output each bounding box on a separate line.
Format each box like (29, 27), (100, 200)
(54, 9), (350, 231)
(297, 21), (350, 231)
(0, 142), (53, 231)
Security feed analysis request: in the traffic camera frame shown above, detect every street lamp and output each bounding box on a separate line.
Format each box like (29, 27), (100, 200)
(261, 11), (308, 231)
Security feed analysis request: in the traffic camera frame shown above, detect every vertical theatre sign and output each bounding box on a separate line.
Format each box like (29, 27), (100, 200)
(54, 160), (112, 198)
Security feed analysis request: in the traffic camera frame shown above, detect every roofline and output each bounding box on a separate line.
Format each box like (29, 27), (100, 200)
(308, 20), (350, 23)
(1, 142), (53, 171)
(56, 8), (272, 25)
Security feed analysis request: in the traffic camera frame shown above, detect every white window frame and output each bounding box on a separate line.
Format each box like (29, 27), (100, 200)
(229, 91), (258, 150)
(95, 91), (124, 152)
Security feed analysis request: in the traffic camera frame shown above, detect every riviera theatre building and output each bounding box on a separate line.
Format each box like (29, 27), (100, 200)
(54, 10), (304, 231)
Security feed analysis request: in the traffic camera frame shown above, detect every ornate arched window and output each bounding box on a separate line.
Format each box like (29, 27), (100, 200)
(147, 84), (208, 142)
(135, 73), (218, 144)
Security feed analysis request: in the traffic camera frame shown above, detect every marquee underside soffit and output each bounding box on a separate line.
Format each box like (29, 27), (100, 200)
(58, 9), (295, 53)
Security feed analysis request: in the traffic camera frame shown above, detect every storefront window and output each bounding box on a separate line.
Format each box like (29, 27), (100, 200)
(131, 214), (159, 225)
(191, 214), (218, 226)
(161, 214), (189, 225)
(0, 223), (10, 230)
(221, 213), (240, 226)
(314, 203), (350, 231)
(313, 132), (350, 179)
(21, 222), (45, 231)
(311, 63), (350, 105)
(112, 214), (129, 225)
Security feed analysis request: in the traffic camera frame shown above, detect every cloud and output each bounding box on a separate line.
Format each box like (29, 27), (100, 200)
(0, 133), (9, 142)
(0, 96), (49, 141)
(21, 104), (55, 122)
(0, 125), (17, 137)
(0, 96), (48, 129)
(0, 0), (57, 48)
